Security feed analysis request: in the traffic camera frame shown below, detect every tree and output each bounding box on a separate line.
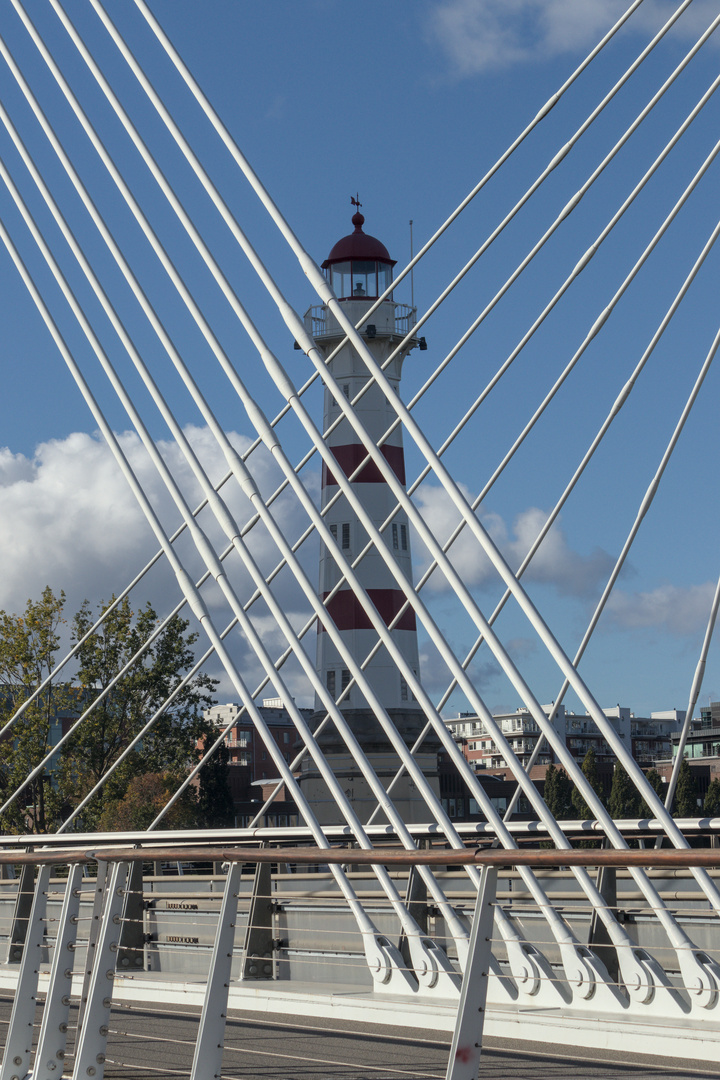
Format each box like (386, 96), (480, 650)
(639, 768), (665, 817)
(571, 747), (605, 819)
(0, 587), (75, 833)
(543, 762), (574, 819)
(97, 772), (198, 832)
(704, 777), (720, 817)
(58, 596), (220, 831)
(608, 762), (641, 820)
(195, 738), (234, 828)
(673, 758), (699, 818)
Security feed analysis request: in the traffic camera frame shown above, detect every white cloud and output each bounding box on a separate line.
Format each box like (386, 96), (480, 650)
(606, 582), (716, 635)
(426, 0), (719, 75)
(412, 484), (612, 597)
(0, 427), (320, 702)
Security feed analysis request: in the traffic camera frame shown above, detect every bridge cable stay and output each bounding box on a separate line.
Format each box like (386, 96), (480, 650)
(0, 0), (716, 972)
(354, 79), (720, 826)
(122, 0), (720, 993)
(0, 0), (706, 771)
(0, 4), (487, 980)
(28, 4), (699, 993)
(111, 0), (720, 947)
(0, 0), (719, 1020)
(125, 0), (720, 877)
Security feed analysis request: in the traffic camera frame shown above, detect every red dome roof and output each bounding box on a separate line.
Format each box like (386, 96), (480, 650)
(322, 212), (396, 268)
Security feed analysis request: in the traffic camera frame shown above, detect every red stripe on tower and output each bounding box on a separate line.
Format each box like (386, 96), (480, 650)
(319, 589), (417, 632)
(322, 444), (406, 487)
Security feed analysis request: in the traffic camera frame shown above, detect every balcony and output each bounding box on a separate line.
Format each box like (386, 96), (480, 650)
(304, 302), (417, 342)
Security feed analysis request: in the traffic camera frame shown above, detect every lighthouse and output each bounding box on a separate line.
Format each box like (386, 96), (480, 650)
(300, 204), (439, 823)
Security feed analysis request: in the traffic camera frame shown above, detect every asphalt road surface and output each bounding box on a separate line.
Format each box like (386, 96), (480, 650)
(1, 995), (719, 1079)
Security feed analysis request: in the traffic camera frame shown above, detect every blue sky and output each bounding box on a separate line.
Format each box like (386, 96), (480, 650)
(0, 0), (719, 719)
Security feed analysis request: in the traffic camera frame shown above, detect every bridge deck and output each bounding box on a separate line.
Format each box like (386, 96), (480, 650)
(1, 994), (717, 1079)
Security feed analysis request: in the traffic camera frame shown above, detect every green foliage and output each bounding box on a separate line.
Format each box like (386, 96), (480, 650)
(571, 747), (605, 820)
(195, 738), (234, 829)
(542, 762), (574, 819)
(639, 767), (665, 817)
(673, 758), (699, 818)
(97, 772), (198, 832)
(703, 777), (720, 817)
(0, 587), (75, 833)
(0, 590), (228, 834)
(58, 596), (219, 831)
(608, 763), (641, 820)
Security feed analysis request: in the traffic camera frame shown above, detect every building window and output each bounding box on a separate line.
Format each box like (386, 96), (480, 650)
(400, 524), (407, 550)
(341, 668), (351, 692)
(392, 524), (399, 550)
(342, 523), (350, 550)
(400, 675), (409, 702)
(342, 384), (350, 399)
(329, 523), (338, 542)
(327, 669), (336, 697)
(283, 732), (289, 744)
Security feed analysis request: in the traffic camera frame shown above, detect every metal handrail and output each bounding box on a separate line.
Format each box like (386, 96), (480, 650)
(2, 844), (720, 868)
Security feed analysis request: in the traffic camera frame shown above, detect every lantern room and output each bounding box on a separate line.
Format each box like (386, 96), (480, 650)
(322, 210), (396, 301)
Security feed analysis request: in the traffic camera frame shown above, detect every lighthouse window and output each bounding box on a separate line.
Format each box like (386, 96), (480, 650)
(327, 669), (336, 697)
(392, 524), (399, 550)
(342, 384), (350, 399)
(377, 262), (393, 296)
(329, 523), (338, 542)
(331, 261), (352, 299)
(341, 668), (351, 692)
(400, 675), (409, 702)
(341, 523), (351, 550)
(352, 260), (377, 299)
(400, 524), (408, 551)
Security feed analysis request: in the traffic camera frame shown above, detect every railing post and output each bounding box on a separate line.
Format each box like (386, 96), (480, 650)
(76, 859), (109, 1041)
(72, 861), (130, 1080)
(190, 861), (243, 1080)
(32, 862), (84, 1080)
(445, 866), (497, 1080)
(0, 864), (52, 1080)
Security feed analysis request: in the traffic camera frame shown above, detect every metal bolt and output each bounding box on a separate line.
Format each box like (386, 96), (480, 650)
(248, 964), (258, 975)
(106, 969), (115, 979)
(13, 1058), (22, 1066)
(99, 1025), (109, 1036)
(61, 996), (70, 1006)
(96, 1054), (106, 1064)
(64, 969), (73, 979)
(102, 997), (112, 1008)
(58, 1022), (68, 1032)
(86, 1068), (96, 1076)
(57, 1051), (65, 1060)
(263, 964), (272, 976)
(121, 957), (130, 967)
(46, 1062), (57, 1072)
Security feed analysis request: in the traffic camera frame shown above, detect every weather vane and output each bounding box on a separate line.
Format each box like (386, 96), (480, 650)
(351, 193), (362, 211)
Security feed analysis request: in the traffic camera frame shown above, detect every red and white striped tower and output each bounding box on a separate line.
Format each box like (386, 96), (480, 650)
(301, 205), (438, 823)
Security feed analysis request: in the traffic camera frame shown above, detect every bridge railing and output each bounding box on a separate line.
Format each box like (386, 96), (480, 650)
(1, 840), (720, 1080)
